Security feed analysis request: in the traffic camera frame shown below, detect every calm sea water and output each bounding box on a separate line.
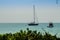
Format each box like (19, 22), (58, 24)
(0, 23), (60, 37)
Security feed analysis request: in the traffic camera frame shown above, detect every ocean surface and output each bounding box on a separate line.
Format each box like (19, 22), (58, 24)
(0, 23), (60, 37)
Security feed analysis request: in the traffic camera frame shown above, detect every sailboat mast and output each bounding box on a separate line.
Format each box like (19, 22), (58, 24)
(33, 5), (35, 23)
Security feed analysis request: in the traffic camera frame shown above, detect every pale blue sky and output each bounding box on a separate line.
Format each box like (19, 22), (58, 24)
(0, 0), (60, 6)
(0, 0), (60, 23)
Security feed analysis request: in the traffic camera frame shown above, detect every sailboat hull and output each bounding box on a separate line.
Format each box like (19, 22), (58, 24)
(28, 23), (38, 26)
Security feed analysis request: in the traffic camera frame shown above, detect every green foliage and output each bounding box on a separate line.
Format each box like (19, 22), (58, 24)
(0, 28), (59, 40)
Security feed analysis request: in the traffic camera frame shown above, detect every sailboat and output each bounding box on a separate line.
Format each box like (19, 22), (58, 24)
(28, 5), (39, 26)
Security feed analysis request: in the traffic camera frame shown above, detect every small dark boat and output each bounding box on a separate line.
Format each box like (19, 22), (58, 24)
(47, 22), (54, 28)
(28, 5), (39, 26)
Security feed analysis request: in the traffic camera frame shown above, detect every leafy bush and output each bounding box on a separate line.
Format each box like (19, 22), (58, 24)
(0, 28), (59, 40)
